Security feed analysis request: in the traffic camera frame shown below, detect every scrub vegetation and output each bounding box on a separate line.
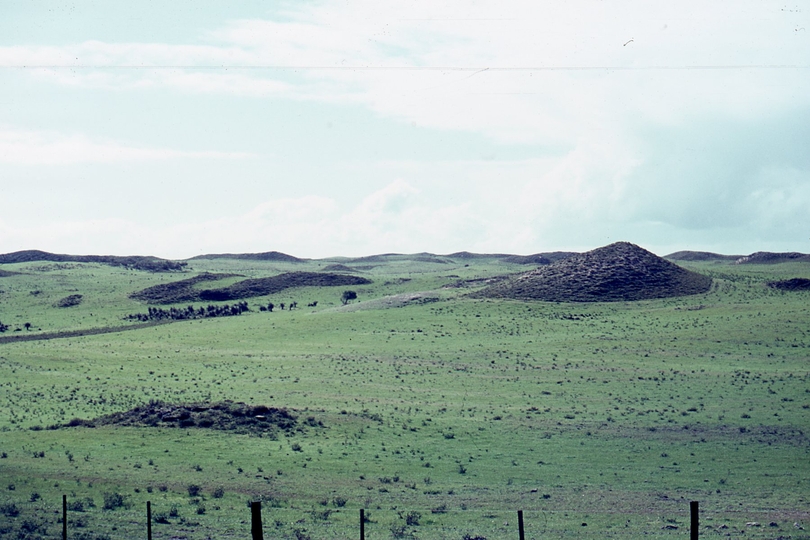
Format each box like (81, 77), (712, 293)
(0, 246), (808, 539)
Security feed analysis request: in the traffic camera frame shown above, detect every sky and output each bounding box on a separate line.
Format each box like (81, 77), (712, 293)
(1, 0), (809, 259)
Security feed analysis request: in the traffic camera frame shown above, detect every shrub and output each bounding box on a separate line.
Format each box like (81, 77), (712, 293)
(153, 512), (170, 524)
(405, 511), (421, 526)
(102, 492), (126, 510)
(187, 484), (201, 497)
(0, 503), (19, 517)
(212, 487), (225, 499)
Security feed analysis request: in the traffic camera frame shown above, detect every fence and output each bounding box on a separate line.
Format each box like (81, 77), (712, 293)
(54, 494), (702, 539)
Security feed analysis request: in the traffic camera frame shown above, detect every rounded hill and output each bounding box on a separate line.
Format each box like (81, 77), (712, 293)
(476, 242), (712, 302)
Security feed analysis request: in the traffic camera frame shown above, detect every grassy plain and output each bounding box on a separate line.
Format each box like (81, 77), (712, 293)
(0, 255), (808, 539)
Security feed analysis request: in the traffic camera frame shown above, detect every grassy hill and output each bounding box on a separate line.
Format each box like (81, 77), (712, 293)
(0, 248), (808, 539)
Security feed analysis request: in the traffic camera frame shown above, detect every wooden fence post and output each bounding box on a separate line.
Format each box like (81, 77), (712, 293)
(360, 508), (365, 540)
(518, 509), (525, 540)
(62, 494), (67, 540)
(251, 501), (264, 540)
(147, 501), (152, 540)
(690, 501), (699, 540)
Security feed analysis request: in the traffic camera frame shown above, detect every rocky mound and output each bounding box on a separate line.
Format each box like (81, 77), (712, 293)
(63, 401), (298, 435)
(735, 252), (810, 264)
(476, 242), (712, 302)
(131, 271), (371, 304)
(0, 250), (186, 272)
(189, 251), (305, 263)
(767, 278), (810, 291)
(666, 251), (740, 262)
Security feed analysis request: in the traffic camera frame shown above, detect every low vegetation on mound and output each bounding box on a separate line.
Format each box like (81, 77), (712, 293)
(476, 242), (712, 302)
(131, 272), (372, 304)
(129, 273), (240, 303)
(767, 278), (810, 291)
(188, 251), (305, 263)
(54, 294), (82, 307)
(62, 401), (298, 435)
(0, 269), (19, 277)
(0, 250), (186, 272)
(321, 263), (360, 272)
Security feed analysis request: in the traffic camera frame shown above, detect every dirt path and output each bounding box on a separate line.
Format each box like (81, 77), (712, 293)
(0, 320), (174, 345)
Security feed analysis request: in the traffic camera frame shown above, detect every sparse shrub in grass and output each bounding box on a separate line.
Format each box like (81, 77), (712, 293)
(169, 506), (179, 518)
(212, 486), (224, 499)
(102, 492), (126, 510)
(20, 518), (43, 534)
(1, 451), (7, 458)
(158, 485), (167, 492)
(67, 499), (86, 512)
(153, 512), (170, 524)
(332, 496), (347, 507)
(291, 443), (302, 452)
(458, 464), (467, 474)
(196, 504), (206, 515)
(294, 528), (311, 540)
(405, 511), (421, 526)
(431, 503), (447, 514)
(192, 464), (203, 471)
(187, 484), (201, 497)
(390, 524), (414, 539)
(30, 491), (41, 502)
(7, 484), (14, 490)
(462, 535), (487, 540)
(310, 508), (332, 520)
(0, 502), (20, 517)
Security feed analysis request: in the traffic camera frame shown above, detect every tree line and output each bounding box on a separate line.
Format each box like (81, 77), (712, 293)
(124, 302), (250, 322)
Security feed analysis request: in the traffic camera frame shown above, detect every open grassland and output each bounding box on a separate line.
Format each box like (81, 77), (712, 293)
(0, 256), (808, 539)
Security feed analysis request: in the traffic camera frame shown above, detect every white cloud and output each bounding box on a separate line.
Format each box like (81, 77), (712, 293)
(0, 128), (254, 164)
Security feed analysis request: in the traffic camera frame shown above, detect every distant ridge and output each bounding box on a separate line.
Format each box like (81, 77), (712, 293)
(446, 251), (510, 259)
(189, 251), (305, 263)
(0, 250), (185, 272)
(666, 251), (741, 262)
(344, 253), (450, 264)
(735, 252), (810, 264)
(667, 250), (810, 264)
(476, 242), (712, 302)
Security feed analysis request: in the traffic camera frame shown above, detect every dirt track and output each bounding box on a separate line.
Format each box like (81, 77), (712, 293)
(0, 320), (174, 345)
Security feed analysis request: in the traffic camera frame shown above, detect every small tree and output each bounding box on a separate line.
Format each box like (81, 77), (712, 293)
(24, 322), (31, 331)
(341, 290), (357, 305)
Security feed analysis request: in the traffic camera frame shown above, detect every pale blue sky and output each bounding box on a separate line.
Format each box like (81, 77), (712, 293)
(1, 1), (808, 258)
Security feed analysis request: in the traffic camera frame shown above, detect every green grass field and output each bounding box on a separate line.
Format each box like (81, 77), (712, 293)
(0, 256), (808, 539)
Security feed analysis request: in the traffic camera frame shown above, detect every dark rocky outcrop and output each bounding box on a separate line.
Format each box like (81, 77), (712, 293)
(476, 242), (712, 302)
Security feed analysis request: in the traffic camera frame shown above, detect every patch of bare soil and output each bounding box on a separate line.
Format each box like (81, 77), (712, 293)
(62, 401), (300, 435)
(475, 242), (712, 302)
